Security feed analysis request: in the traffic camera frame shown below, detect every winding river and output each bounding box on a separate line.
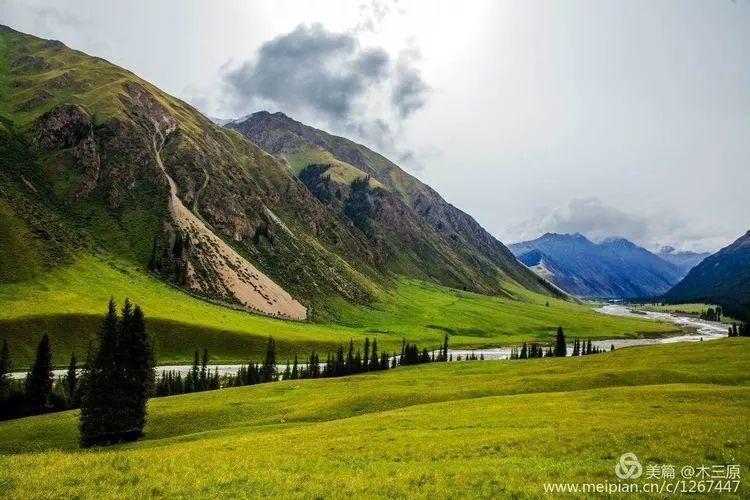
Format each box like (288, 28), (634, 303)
(9, 304), (729, 379)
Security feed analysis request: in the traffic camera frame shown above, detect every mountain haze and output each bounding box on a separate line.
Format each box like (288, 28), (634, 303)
(509, 233), (683, 299)
(656, 246), (710, 277)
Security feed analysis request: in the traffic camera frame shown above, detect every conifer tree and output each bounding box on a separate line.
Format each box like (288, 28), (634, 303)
(370, 339), (379, 371)
(66, 352), (78, 408)
(554, 326), (567, 357)
(363, 337), (370, 371)
(119, 304), (154, 439)
(200, 348), (209, 391)
(292, 355), (299, 379)
(282, 360), (291, 380)
(189, 349), (200, 392)
(346, 339), (354, 374)
(25, 334), (53, 414)
(262, 337), (277, 382)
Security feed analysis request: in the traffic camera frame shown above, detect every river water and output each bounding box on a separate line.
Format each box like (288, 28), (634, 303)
(9, 305), (728, 379)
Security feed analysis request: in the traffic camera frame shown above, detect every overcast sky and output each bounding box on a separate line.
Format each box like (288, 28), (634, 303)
(2, 0), (748, 252)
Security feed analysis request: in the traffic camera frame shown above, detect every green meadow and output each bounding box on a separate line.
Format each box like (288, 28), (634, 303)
(0, 339), (747, 497)
(0, 255), (678, 367)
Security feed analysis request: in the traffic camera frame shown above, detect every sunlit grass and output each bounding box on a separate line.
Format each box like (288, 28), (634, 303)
(0, 339), (747, 497)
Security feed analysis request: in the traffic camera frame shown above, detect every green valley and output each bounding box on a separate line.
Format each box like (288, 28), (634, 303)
(0, 339), (747, 497)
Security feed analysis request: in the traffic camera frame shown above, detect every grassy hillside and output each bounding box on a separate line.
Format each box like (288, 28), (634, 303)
(229, 111), (561, 297)
(0, 339), (747, 497)
(0, 255), (676, 367)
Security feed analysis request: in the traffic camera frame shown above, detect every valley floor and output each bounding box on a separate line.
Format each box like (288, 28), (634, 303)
(0, 256), (679, 366)
(0, 339), (748, 497)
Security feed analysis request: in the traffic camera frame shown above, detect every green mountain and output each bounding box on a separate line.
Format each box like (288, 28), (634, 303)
(664, 230), (750, 320)
(227, 111), (559, 298)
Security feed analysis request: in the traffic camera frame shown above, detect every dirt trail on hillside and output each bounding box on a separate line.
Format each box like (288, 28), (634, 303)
(153, 128), (307, 321)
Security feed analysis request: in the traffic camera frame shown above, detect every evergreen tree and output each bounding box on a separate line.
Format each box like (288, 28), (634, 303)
(25, 334), (53, 414)
(200, 348), (209, 391)
(346, 339), (354, 374)
(370, 339), (379, 371)
(520, 342), (528, 359)
(282, 360), (291, 380)
(66, 352), (78, 408)
(119, 304), (155, 439)
(292, 355), (299, 379)
(380, 351), (389, 370)
(262, 337), (277, 382)
(363, 337), (370, 371)
(554, 326), (567, 357)
(442, 333), (449, 362)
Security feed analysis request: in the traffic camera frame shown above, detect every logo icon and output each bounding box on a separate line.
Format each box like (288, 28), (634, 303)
(615, 452), (643, 479)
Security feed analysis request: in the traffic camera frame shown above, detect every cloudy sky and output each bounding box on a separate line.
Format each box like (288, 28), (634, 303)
(2, 0), (748, 252)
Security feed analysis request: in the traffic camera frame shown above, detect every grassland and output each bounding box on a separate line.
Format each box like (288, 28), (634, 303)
(0, 254), (678, 367)
(633, 303), (740, 324)
(0, 339), (747, 497)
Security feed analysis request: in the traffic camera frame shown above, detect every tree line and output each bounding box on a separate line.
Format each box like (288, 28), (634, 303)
(700, 306), (723, 322)
(728, 323), (749, 337)
(509, 326), (611, 359)
(153, 335), (453, 397)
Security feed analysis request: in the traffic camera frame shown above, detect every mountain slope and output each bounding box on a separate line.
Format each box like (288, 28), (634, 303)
(227, 111), (561, 298)
(0, 25), (399, 320)
(664, 230), (750, 319)
(656, 246), (710, 277)
(509, 233), (683, 298)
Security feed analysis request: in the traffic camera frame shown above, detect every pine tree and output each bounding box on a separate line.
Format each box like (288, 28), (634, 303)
(380, 351), (389, 370)
(346, 339), (354, 374)
(291, 355), (299, 379)
(189, 349), (200, 392)
(370, 339), (379, 371)
(25, 334), (53, 414)
(261, 337), (277, 382)
(119, 304), (154, 440)
(200, 348), (209, 391)
(442, 333), (449, 362)
(282, 360), (291, 380)
(363, 337), (370, 371)
(555, 326), (567, 357)
(66, 352), (78, 408)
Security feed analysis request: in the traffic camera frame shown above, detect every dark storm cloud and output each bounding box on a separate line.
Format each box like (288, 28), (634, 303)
(223, 22), (430, 172)
(224, 23), (390, 121)
(392, 46), (430, 119)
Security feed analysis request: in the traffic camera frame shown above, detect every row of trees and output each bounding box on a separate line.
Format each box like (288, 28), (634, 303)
(0, 337), (81, 420)
(153, 334), (453, 397)
(728, 323), (749, 337)
(700, 307), (723, 322)
(509, 327), (611, 359)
